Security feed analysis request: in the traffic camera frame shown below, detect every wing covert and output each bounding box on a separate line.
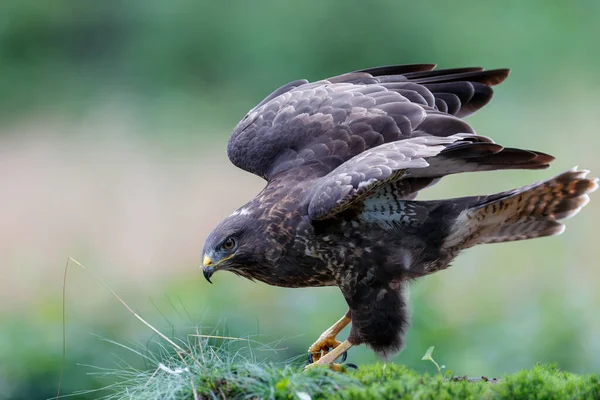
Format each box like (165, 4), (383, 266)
(306, 135), (468, 220)
(306, 135), (553, 220)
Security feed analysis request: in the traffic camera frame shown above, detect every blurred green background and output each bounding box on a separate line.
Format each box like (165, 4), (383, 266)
(1, 1), (599, 398)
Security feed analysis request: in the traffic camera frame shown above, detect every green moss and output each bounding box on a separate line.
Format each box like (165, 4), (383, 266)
(342, 363), (600, 400)
(93, 339), (600, 400)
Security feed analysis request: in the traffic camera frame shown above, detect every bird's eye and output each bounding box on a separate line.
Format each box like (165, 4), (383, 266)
(222, 237), (236, 251)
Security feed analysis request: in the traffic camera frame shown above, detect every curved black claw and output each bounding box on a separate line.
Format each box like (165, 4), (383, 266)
(344, 362), (359, 370)
(339, 351), (348, 363)
(307, 352), (314, 364)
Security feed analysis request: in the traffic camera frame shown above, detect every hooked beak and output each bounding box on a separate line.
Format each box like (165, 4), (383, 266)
(201, 253), (234, 283)
(202, 255), (215, 284)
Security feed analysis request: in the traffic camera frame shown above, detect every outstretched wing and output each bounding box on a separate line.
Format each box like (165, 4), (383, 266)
(307, 134), (554, 220)
(227, 64), (510, 181)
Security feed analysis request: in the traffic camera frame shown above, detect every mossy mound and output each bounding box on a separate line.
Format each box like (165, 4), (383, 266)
(339, 363), (599, 400)
(96, 342), (599, 400)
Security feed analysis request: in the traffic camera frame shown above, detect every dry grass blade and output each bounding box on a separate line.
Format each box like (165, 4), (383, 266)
(191, 378), (199, 400)
(56, 257), (200, 399)
(189, 334), (249, 341)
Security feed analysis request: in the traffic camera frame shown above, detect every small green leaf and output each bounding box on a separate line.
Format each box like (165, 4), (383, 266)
(275, 378), (290, 391)
(421, 346), (435, 361)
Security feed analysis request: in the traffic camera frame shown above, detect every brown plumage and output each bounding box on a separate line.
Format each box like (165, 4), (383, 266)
(201, 64), (598, 369)
(445, 168), (596, 249)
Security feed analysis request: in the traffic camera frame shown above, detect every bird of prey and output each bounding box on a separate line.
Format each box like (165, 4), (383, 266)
(201, 64), (597, 370)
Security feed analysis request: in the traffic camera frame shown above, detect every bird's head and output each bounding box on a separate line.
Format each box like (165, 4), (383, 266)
(201, 209), (264, 283)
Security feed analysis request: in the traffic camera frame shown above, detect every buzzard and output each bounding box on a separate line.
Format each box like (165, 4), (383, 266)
(201, 64), (597, 370)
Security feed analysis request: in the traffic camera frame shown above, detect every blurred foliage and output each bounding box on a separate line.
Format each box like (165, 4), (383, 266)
(1, 1), (599, 399)
(1, 0), (600, 126)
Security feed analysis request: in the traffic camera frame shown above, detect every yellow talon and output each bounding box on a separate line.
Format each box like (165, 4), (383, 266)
(306, 314), (351, 364)
(306, 313), (354, 370)
(308, 337), (342, 362)
(305, 340), (354, 371)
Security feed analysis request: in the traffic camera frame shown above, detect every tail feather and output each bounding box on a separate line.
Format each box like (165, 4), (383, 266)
(445, 168), (598, 249)
(480, 218), (564, 244)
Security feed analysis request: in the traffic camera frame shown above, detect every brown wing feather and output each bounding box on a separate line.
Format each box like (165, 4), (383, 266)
(307, 134), (553, 220)
(228, 64), (510, 182)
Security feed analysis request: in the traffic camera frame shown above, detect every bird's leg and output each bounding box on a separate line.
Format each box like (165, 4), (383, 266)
(305, 340), (354, 372)
(307, 312), (351, 364)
